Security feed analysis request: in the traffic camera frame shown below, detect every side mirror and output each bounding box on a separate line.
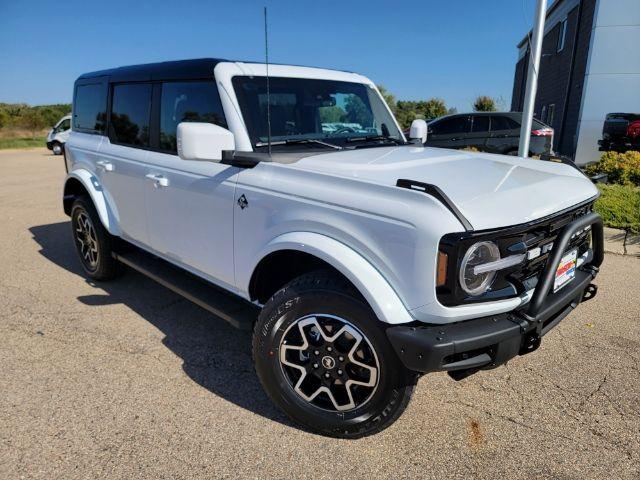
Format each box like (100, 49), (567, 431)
(177, 122), (235, 162)
(409, 119), (428, 144)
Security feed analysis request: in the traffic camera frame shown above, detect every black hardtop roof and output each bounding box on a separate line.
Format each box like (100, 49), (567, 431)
(76, 57), (355, 84)
(77, 58), (228, 83)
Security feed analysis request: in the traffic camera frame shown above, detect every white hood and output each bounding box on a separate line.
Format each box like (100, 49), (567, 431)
(290, 146), (598, 230)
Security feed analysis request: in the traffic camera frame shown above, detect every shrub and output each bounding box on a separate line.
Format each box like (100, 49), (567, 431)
(473, 95), (497, 112)
(594, 184), (640, 233)
(584, 151), (640, 186)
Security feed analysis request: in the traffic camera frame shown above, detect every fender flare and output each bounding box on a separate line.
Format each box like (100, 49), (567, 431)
(249, 232), (415, 325)
(64, 169), (121, 236)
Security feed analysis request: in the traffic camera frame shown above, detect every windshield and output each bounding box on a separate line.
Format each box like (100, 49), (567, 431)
(232, 76), (402, 149)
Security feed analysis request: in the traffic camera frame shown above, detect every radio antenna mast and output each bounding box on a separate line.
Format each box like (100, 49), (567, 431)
(264, 6), (272, 156)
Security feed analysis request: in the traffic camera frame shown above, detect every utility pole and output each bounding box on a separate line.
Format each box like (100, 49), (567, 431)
(518, 0), (547, 157)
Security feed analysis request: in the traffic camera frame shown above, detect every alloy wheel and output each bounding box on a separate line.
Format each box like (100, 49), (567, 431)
(74, 211), (99, 270)
(279, 314), (380, 412)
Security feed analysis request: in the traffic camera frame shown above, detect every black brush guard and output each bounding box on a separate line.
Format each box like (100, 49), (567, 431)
(387, 212), (604, 377)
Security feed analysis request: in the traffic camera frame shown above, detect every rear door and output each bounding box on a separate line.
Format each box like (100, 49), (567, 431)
(426, 115), (471, 149)
(485, 115), (520, 154)
(466, 115), (490, 150)
(97, 82), (153, 246)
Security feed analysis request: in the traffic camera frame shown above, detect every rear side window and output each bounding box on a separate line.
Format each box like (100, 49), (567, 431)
(432, 116), (470, 135)
(490, 115), (520, 131)
(110, 83), (152, 147)
(74, 83), (107, 133)
(471, 116), (490, 133)
(159, 81), (227, 153)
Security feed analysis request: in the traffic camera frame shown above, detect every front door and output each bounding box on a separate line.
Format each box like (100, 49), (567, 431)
(144, 80), (238, 289)
(426, 115), (471, 150)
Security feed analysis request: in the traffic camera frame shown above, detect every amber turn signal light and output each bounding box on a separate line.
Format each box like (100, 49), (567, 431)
(436, 251), (448, 286)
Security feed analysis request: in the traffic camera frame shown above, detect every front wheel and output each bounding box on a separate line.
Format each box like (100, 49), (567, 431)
(52, 142), (63, 155)
(253, 271), (417, 438)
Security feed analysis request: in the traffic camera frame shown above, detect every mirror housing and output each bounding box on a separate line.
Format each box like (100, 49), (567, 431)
(177, 122), (235, 162)
(409, 119), (428, 144)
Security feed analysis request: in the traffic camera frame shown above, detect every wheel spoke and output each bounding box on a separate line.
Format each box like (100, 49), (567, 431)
(279, 314), (379, 413)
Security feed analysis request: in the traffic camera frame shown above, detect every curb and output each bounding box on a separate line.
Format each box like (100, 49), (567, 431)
(604, 227), (640, 257)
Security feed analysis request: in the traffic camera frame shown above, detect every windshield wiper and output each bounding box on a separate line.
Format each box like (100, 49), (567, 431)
(255, 139), (342, 150)
(344, 135), (406, 145)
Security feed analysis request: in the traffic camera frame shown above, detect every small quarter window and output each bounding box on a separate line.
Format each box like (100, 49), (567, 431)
(110, 83), (152, 148)
(547, 104), (556, 127)
(557, 18), (567, 52)
(74, 83), (107, 133)
(159, 81), (227, 153)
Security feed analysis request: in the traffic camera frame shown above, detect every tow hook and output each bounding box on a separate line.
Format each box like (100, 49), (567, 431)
(520, 332), (541, 356)
(582, 283), (598, 303)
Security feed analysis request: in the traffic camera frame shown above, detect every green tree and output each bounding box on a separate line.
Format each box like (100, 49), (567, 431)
(473, 95), (497, 112)
(0, 110), (8, 129)
(394, 98), (448, 129)
(421, 98), (448, 120)
(19, 109), (47, 137)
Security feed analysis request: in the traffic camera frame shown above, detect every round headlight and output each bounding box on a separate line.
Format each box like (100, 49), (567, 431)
(459, 241), (500, 296)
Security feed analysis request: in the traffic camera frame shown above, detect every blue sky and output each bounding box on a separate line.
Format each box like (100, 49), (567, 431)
(0, 0), (543, 111)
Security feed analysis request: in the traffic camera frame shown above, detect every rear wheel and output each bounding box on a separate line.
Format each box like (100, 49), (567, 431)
(70, 196), (123, 280)
(52, 142), (63, 155)
(253, 270), (417, 438)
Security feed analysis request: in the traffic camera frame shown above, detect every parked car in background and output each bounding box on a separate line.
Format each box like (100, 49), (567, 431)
(425, 112), (553, 156)
(46, 115), (71, 155)
(598, 113), (640, 152)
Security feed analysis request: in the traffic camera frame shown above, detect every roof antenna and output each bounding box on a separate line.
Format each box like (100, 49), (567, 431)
(264, 6), (272, 156)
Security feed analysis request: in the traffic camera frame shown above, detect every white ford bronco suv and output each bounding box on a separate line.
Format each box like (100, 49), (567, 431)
(63, 59), (603, 438)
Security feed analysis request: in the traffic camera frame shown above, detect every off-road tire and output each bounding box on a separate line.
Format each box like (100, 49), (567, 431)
(253, 270), (417, 438)
(70, 196), (123, 281)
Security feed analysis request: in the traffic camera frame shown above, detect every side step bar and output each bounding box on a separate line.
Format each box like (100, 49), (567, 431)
(112, 251), (258, 330)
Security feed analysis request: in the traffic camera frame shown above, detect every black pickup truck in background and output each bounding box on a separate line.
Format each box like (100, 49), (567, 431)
(598, 113), (640, 152)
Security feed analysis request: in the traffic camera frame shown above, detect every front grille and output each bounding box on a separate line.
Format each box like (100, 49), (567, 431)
(503, 203), (594, 293)
(437, 200), (596, 306)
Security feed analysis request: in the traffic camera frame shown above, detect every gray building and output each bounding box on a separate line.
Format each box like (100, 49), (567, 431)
(511, 0), (640, 165)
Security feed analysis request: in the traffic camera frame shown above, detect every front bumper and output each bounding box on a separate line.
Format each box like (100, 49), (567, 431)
(387, 212), (604, 376)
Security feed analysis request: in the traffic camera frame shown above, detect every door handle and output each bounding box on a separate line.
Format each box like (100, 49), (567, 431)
(145, 173), (170, 188)
(96, 160), (114, 172)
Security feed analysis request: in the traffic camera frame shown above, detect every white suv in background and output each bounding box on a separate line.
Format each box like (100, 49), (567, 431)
(62, 59), (603, 438)
(46, 114), (71, 155)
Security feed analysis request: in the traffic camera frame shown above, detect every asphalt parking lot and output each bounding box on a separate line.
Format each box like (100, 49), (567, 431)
(1, 148), (639, 479)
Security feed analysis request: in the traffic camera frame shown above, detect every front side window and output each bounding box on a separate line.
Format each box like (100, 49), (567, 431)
(232, 76), (401, 149)
(159, 81), (227, 153)
(432, 116), (470, 135)
(110, 83), (152, 147)
(490, 115), (519, 132)
(56, 118), (71, 133)
(74, 83), (106, 133)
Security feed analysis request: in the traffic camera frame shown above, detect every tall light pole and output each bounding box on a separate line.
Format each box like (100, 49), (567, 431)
(518, 0), (548, 157)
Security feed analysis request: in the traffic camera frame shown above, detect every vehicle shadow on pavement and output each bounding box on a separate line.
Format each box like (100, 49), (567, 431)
(29, 221), (294, 429)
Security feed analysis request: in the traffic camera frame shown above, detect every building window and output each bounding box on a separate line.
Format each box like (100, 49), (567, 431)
(547, 104), (556, 127)
(557, 18), (567, 52)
